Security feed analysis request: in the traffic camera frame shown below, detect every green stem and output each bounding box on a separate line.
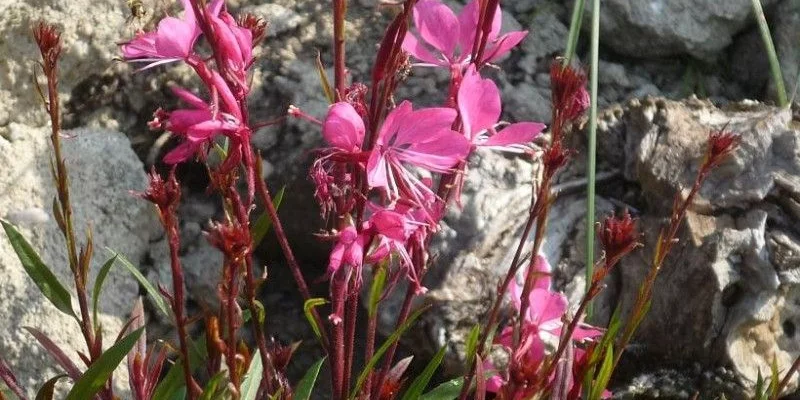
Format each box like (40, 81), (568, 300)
(584, 0), (599, 318)
(563, 0), (586, 66)
(752, 0), (788, 107)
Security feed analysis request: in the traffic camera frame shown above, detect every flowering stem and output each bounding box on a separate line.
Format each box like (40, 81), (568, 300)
(584, 0), (600, 318)
(362, 304), (379, 398)
(333, 0), (348, 99)
(34, 22), (111, 398)
(163, 202), (202, 399)
(343, 290), (359, 397)
(253, 164), (330, 351)
(330, 269), (350, 400)
(373, 283), (415, 394)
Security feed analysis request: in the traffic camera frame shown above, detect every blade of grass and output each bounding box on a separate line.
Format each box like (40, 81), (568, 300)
(584, 0), (600, 317)
(401, 345), (447, 400)
(752, 0), (788, 106)
(563, 0), (586, 66)
(294, 357), (326, 400)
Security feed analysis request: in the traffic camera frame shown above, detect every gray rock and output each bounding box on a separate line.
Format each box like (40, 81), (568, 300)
(0, 125), (157, 396)
(385, 97), (800, 396)
(589, 0), (779, 61)
(0, 0), (130, 131)
(243, 3), (306, 37)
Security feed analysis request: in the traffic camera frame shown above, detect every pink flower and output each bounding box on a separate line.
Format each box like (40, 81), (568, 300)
(366, 101), (470, 204)
(207, 9), (254, 94)
(322, 102), (365, 152)
(156, 87), (244, 164)
(365, 203), (430, 292)
(458, 66), (545, 151)
(402, 0), (527, 68)
(121, 0), (224, 70)
(327, 225), (368, 277)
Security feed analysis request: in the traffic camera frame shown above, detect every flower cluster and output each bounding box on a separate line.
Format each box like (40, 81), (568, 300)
(122, 0), (257, 177)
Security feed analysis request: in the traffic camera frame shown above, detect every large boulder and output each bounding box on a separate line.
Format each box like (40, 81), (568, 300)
(588, 0), (779, 61)
(0, 125), (157, 396)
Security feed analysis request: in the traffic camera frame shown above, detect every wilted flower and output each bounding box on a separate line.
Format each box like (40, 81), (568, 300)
(704, 128), (740, 170)
(550, 62), (589, 123)
(597, 210), (639, 268)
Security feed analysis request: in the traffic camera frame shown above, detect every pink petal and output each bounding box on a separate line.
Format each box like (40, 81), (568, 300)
(154, 17), (196, 58)
(529, 289), (567, 326)
(376, 101), (414, 147)
(402, 34), (444, 66)
(482, 30), (528, 64)
(371, 209), (410, 240)
(163, 141), (199, 164)
(168, 109), (213, 133)
(531, 254), (553, 290)
(171, 87), (208, 110)
(413, 0), (460, 61)
(393, 107), (458, 146)
(121, 32), (157, 59)
(483, 122), (545, 147)
(458, 66), (500, 140)
(366, 149), (390, 191)
(323, 103), (365, 151)
(396, 129), (470, 172)
(457, 0), (501, 53)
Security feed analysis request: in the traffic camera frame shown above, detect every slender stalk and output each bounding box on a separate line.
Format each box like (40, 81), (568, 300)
(362, 305), (379, 399)
(342, 291), (359, 398)
(584, 0), (600, 318)
(373, 284), (415, 394)
(333, 0), (348, 99)
(563, 0), (586, 66)
(751, 0), (788, 106)
(253, 172), (330, 351)
(164, 210), (202, 399)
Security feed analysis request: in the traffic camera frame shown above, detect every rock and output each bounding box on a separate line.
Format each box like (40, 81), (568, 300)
(0, 125), (157, 396)
(589, 0), (779, 61)
(242, 3), (306, 37)
(382, 97), (800, 396)
(771, 0), (800, 103)
(0, 0), (129, 132)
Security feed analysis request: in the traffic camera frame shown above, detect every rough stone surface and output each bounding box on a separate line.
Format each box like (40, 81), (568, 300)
(590, 0), (779, 61)
(389, 97), (800, 397)
(0, 0), (130, 133)
(0, 126), (157, 396)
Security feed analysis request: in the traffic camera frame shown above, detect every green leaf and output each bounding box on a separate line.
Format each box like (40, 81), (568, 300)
(199, 371), (228, 400)
(315, 51), (335, 104)
(463, 324), (480, 369)
(368, 264), (387, 317)
(65, 327), (144, 400)
(92, 255), (117, 325)
(250, 186), (286, 247)
(304, 298), (328, 343)
(350, 306), (429, 399)
(35, 374), (67, 400)
(111, 250), (171, 318)
(152, 335), (208, 400)
(240, 353), (263, 400)
(401, 345), (447, 400)
(589, 344), (614, 400)
(294, 357), (326, 400)
(755, 369), (766, 400)
(2, 220), (76, 318)
(769, 355), (779, 398)
(419, 377), (464, 400)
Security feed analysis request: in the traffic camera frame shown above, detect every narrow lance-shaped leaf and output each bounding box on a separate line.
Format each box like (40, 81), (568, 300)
(92, 255), (117, 326)
(368, 265), (387, 317)
(304, 298), (328, 343)
(316, 52), (335, 104)
(23, 327), (82, 381)
(0, 355), (28, 400)
(239, 351), (263, 400)
(2, 220), (75, 318)
(401, 345), (447, 400)
(34, 375), (67, 400)
(419, 377), (464, 400)
(110, 249), (171, 318)
(65, 327), (145, 400)
(350, 305), (429, 399)
(294, 357), (326, 400)
(250, 186), (286, 247)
